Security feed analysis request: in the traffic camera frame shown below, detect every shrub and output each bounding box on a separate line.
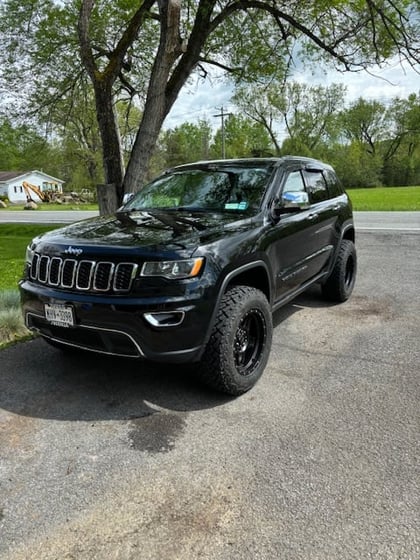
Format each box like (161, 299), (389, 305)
(0, 289), (30, 344)
(0, 289), (20, 309)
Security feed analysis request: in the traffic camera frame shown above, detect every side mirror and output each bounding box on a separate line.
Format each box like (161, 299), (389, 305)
(122, 192), (134, 205)
(281, 191), (310, 211)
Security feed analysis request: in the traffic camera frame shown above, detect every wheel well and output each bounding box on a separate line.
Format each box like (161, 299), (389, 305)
(343, 227), (355, 243)
(226, 266), (271, 302)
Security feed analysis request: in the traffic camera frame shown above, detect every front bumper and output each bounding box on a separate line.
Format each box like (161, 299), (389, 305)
(19, 280), (213, 363)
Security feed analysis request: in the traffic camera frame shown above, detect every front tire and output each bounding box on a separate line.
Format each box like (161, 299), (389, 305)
(199, 286), (273, 396)
(322, 239), (357, 302)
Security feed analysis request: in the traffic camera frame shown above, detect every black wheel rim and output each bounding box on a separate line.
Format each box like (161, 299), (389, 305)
(233, 308), (267, 377)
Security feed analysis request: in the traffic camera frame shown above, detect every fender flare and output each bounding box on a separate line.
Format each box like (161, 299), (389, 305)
(198, 260), (272, 358)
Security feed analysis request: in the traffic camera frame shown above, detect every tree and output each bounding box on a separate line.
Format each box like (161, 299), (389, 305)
(329, 142), (383, 188)
(232, 82), (286, 154)
(340, 98), (388, 156)
(0, 118), (58, 173)
(211, 113), (274, 159)
(1, 0), (419, 211)
(338, 95), (420, 185)
(382, 92), (420, 185)
(234, 81), (346, 156)
(279, 83), (346, 155)
(51, 85), (104, 189)
(161, 120), (212, 168)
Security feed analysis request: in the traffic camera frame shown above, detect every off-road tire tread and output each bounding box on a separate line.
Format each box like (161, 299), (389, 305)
(199, 286), (272, 395)
(322, 239), (356, 302)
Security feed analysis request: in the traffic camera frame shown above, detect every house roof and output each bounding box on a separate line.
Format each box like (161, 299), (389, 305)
(0, 171), (25, 182)
(0, 170), (64, 184)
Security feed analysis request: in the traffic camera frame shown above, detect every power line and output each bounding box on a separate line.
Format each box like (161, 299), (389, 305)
(213, 106), (232, 158)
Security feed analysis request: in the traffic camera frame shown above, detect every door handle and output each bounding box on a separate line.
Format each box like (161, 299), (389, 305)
(308, 213), (319, 220)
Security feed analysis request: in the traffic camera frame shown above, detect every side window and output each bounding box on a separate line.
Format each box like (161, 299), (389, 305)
(304, 170), (329, 203)
(282, 170), (306, 194)
(324, 169), (343, 198)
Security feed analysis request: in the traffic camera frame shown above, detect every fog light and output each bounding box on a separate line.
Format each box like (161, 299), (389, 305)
(144, 311), (185, 327)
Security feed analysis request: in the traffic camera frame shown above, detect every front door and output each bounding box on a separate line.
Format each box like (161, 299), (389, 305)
(264, 168), (315, 301)
(264, 166), (336, 303)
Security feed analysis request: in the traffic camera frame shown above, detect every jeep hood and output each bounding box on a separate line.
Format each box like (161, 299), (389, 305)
(33, 210), (255, 253)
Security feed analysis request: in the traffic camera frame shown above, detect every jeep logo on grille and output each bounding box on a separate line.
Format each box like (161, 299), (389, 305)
(64, 246), (83, 256)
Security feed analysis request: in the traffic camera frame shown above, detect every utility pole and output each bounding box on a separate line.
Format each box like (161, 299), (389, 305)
(213, 106), (232, 159)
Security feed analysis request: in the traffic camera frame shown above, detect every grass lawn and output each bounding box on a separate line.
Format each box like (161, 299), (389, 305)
(0, 225), (61, 346)
(348, 186), (420, 211)
(0, 224), (60, 291)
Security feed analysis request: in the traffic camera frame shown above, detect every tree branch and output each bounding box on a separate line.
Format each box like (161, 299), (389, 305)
(208, 0), (419, 70)
(198, 57), (242, 74)
(78, 0), (157, 85)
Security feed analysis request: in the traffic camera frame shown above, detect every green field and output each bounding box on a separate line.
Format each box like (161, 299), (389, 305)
(0, 224), (59, 291)
(348, 186), (420, 211)
(0, 203), (98, 211)
(0, 224), (61, 346)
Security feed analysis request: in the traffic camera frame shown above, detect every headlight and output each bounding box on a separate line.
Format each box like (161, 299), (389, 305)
(141, 257), (204, 279)
(25, 244), (35, 265)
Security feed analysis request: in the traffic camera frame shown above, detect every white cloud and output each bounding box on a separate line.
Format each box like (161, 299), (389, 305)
(164, 78), (233, 130)
(165, 60), (420, 129)
(294, 60), (420, 104)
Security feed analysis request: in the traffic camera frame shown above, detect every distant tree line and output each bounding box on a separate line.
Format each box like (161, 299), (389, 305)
(158, 85), (420, 189)
(232, 82), (420, 188)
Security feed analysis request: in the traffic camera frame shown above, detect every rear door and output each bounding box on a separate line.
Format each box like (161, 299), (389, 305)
(301, 168), (339, 278)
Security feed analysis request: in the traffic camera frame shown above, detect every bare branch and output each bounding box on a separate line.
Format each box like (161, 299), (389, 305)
(198, 57), (241, 74)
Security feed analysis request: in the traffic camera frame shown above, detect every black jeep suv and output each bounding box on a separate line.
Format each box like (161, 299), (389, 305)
(20, 157), (356, 395)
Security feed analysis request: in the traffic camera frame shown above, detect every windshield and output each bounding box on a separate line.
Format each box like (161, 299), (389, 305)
(124, 165), (274, 214)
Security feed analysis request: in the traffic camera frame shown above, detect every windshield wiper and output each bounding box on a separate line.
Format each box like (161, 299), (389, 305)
(149, 210), (207, 232)
(170, 206), (208, 212)
(118, 207), (210, 232)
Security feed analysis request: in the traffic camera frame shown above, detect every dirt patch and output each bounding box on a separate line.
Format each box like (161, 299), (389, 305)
(4, 474), (241, 560)
(334, 295), (396, 323)
(0, 412), (37, 453)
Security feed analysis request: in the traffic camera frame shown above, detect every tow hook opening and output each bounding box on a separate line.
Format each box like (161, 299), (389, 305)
(143, 311), (185, 328)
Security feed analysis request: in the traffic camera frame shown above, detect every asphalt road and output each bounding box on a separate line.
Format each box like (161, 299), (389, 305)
(0, 209), (99, 224)
(1, 230), (419, 559)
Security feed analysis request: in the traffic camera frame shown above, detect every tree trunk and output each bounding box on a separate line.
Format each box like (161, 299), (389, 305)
(123, 0), (182, 194)
(78, 0), (129, 214)
(122, 100), (168, 194)
(96, 183), (119, 215)
(123, 0), (217, 195)
(93, 82), (125, 205)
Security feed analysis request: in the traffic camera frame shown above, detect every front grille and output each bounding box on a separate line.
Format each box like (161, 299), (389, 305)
(30, 254), (138, 293)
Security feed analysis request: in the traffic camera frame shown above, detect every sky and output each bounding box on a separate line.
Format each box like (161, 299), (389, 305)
(164, 60), (420, 132)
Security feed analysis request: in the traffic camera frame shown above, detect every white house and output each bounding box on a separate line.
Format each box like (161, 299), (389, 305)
(0, 170), (64, 203)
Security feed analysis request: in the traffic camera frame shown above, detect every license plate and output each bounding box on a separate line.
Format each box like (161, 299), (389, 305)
(44, 304), (74, 328)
